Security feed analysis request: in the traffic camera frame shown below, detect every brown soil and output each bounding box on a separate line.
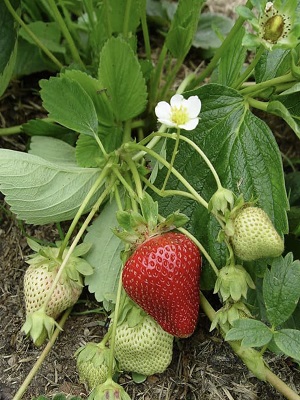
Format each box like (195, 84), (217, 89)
(1, 205), (300, 400)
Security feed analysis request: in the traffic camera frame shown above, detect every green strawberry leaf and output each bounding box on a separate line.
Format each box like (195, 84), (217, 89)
(225, 319), (273, 348)
(0, 149), (103, 224)
(132, 372), (147, 383)
(267, 100), (300, 139)
(29, 136), (77, 166)
(40, 76), (98, 137)
(84, 199), (123, 304)
(98, 36), (147, 121)
(255, 48), (292, 83)
(166, 0), (204, 58)
(263, 253), (300, 327)
(154, 84), (288, 289)
(273, 329), (300, 361)
(216, 26), (246, 86)
(63, 69), (114, 126)
(0, 0), (19, 96)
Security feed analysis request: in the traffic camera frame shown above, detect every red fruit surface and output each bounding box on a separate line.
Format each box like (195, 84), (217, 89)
(122, 232), (201, 337)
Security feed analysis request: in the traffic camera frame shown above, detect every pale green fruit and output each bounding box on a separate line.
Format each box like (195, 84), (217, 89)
(76, 342), (113, 390)
(24, 263), (82, 319)
(114, 315), (174, 376)
(231, 207), (284, 261)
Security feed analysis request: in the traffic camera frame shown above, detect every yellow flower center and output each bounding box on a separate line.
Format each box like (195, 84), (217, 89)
(263, 14), (285, 42)
(171, 106), (189, 125)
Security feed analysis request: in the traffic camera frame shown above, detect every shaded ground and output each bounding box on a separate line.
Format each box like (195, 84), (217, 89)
(1, 204), (300, 400)
(1, 1), (300, 399)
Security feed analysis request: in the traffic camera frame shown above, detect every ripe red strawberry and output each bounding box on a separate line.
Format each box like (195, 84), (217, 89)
(122, 232), (201, 338)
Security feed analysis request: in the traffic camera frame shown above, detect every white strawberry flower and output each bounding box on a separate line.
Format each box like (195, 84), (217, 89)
(155, 94), (201, 131)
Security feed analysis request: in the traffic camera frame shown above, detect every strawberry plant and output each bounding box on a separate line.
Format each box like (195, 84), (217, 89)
(1, 0), (300, 399)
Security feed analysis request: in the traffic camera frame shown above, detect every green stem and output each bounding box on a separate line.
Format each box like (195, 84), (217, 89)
(123, 0), (132, 38)
(42, 182), (114, 312)
(126, 142), (209, 209)
(232, 45), (265, 90)
(161, 128), (180, 191)
(140, 175), (196, 201)
(179, 227), (219, 277)
(59, 166), (109, 257)
(103, 0), (112, 37)
(188, 0), (253, 89)
(83, 0), (95, 30)
(111, 166), (138, 201)
(124, 155), (144, 199)
(149, 44), (168, 111)
(47, 0), (84, 68)
(107, 273), (124, 378)
(239, 72), (294, 96)
(3, 0), (63, 69)
(159, 56), (186, 100)
(122, 119), (132, 144)
(94, 133), (108, 157)
(159, 132), (223, 190)
(140, 0), (151, 60)
(200, 293), (300, 400)
(247, 97), (268, 112)
(13, 308), (72, 400)
(0, 125), (22, 136)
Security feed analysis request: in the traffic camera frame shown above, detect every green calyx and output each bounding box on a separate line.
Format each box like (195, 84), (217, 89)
(21, 309), (60, 346)
(210, 301), (253, 332)
(26, 239), (94, 284)
(114, 192), (188, 250)
(76, 342), (115, 390)
(214, 264), (255, 302)
(88, 378), (131, 400)
(208, 187), (235, 215)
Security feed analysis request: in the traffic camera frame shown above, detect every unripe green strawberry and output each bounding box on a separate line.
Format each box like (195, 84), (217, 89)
(24, 263), (82, 319)
(114, 315), (173, 376)
(230, 206), (284, 261)
(76, 342), (113, 390)
(23, 243), (92, 319)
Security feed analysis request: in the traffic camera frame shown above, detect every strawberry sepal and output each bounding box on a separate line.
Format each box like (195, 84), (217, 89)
(21, 309), (60, 346)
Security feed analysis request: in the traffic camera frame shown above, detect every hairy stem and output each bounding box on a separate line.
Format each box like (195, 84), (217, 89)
(59, 166), (109, 257)
(42, 181), (115, 312)
(200, 293), (300, 400)
(47, 0), (84, 67)
(13, 308), (72, 400)
(126, 142), (209, 209)
(3, 0), (63, 69)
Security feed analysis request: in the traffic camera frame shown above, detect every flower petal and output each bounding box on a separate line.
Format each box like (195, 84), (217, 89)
(179, 118), (199, 131)
(186, 96), (201, 118)
(155, 101), (171, 120)
(170, 94), (184, 107)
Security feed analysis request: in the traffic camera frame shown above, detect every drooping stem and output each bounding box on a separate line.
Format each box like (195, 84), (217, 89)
(3, 0), (63, 69)
(59, 166), (109, 257)
(107, 272), (124, 378)
(161, 128), (181, 191)
(124, 155), (144, 200)
(188, 0), (253, 89)
(12, 307), (72, 400)
(126, 142), (209, 209)
(123, 0), (132, 38)
(239, 72), (294, 96)
(158, 132), (223, 190)
(178, 227), (219, 277)
(47, 0), (84, 68)
(232, 45), (265, 90)
(200, 292), (300, 400)
(140, 0), (151, 60)
(42, 181), (115, 313)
